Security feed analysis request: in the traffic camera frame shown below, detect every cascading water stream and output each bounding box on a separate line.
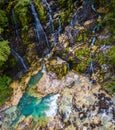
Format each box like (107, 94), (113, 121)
(91, 36), (97, 46)
(89, 1), (101, 77)
(57, 17), (62, 36)
(43, 0), (54, 32)
(89, 54), (94, 75)
(65, 11), (79, 44)
(11, 48), (28, 72)
(70, 12), (78, 31)
(11, 9), (21, 41)
(91, 0), (96, 12)
(41, 60), (46, 73)
(30, 1), (50, 50)
(84, 0), (98, 76)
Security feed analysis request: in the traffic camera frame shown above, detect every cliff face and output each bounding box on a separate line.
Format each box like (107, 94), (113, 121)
(0, 0), (115, 130)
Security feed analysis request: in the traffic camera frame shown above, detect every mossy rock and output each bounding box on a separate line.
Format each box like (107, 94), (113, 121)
(46, 57), (68, 79)
(55, 49), (79, 70)
(26, 43), (38, 64)
(75, 46), (90, 59)
(97, 7), (109, 14)
(74, 46), (91, 73)
(76, 32), (87, 42)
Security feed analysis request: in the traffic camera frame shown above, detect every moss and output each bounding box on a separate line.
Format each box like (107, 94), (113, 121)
(35, 117), (48, 128)
(46, 59), (68, 79)
(75, 31), (87, 43)
(104, 80), (115, 94)
(53, 19), (59, 30)
(106, 46), (115, 67)
(58, 0), (73, 27)
(21, 30), (30, 45)
(76, 33), (83, 42)
(75, 47), (90, 59)
(94, 52), (107, 65)
(60, 10), (71, 27)
(9, 57), (18, 67)
(74, 46), (91, 73)
(58, 0), (73, 10)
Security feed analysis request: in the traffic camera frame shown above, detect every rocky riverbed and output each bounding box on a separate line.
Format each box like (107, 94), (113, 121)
(0, 0), (115, 130)
(0, 70), (114, 130)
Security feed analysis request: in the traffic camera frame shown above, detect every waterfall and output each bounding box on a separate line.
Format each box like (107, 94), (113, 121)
(89, 1), (100, 77)
(43, 0), (54, 32)
(57, 17), (62, 36)
(52, 17), (62, 46)
(11, 9), (21, 41)
(30, 1), (50, 49)
(91, 36), (96, 46)
(89, 58), (94, 75)
(70, 12), (78, 27)
(91, 0), (96, 12)
(84, 0), (90, 7)
(11, 49), (28, 72)
(48, 12), (54, 32)
(41, 60), (46, 73)
(69, 12), (78, 38)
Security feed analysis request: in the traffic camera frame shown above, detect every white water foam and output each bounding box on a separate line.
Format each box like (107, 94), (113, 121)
(45, 94), (60, 117)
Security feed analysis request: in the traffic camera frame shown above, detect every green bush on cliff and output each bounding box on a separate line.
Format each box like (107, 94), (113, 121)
(0, 9), (8, 27)
(0, 40), (10, 67)
(14, 0), (30, 30)
(0, 9), (8, 34)
(59, 0), (73, 26)
(58, 0), (73, 10)
(0, 75), (12, 106)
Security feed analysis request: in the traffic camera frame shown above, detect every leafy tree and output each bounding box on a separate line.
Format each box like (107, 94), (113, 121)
(0, 10), (8, 27)
(0, 40), (10, 67)
(14, 0), (30, 30)
(0, 75), (12, 106)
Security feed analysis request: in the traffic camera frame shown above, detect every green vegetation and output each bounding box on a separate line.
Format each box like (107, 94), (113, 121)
(0, 10), (8, 28)
(105, 80), (115, 94)
(0, 75), (12, 106)
(93, 0), (115, 93)
(46, 58), (68, 79)
(75, 47), (91, 72)
(106, 46), (115, 68)
(96, 0), (115, 45)
(14, 0), (30, 31)
(0, 9), (9, 34)
(58, 0), (73, 26)
(34, 0), (47, 24)
(0, 40), (10, 67)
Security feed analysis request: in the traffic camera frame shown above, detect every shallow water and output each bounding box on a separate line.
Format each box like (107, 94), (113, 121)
(1, 71), (59, 129)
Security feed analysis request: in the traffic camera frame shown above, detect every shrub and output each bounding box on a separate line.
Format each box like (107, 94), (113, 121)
(0, 75), (12, 106)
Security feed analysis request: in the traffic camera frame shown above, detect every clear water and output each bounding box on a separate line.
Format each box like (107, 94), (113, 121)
(28, 71), (43, 87)
(2, 71), (59, 129)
